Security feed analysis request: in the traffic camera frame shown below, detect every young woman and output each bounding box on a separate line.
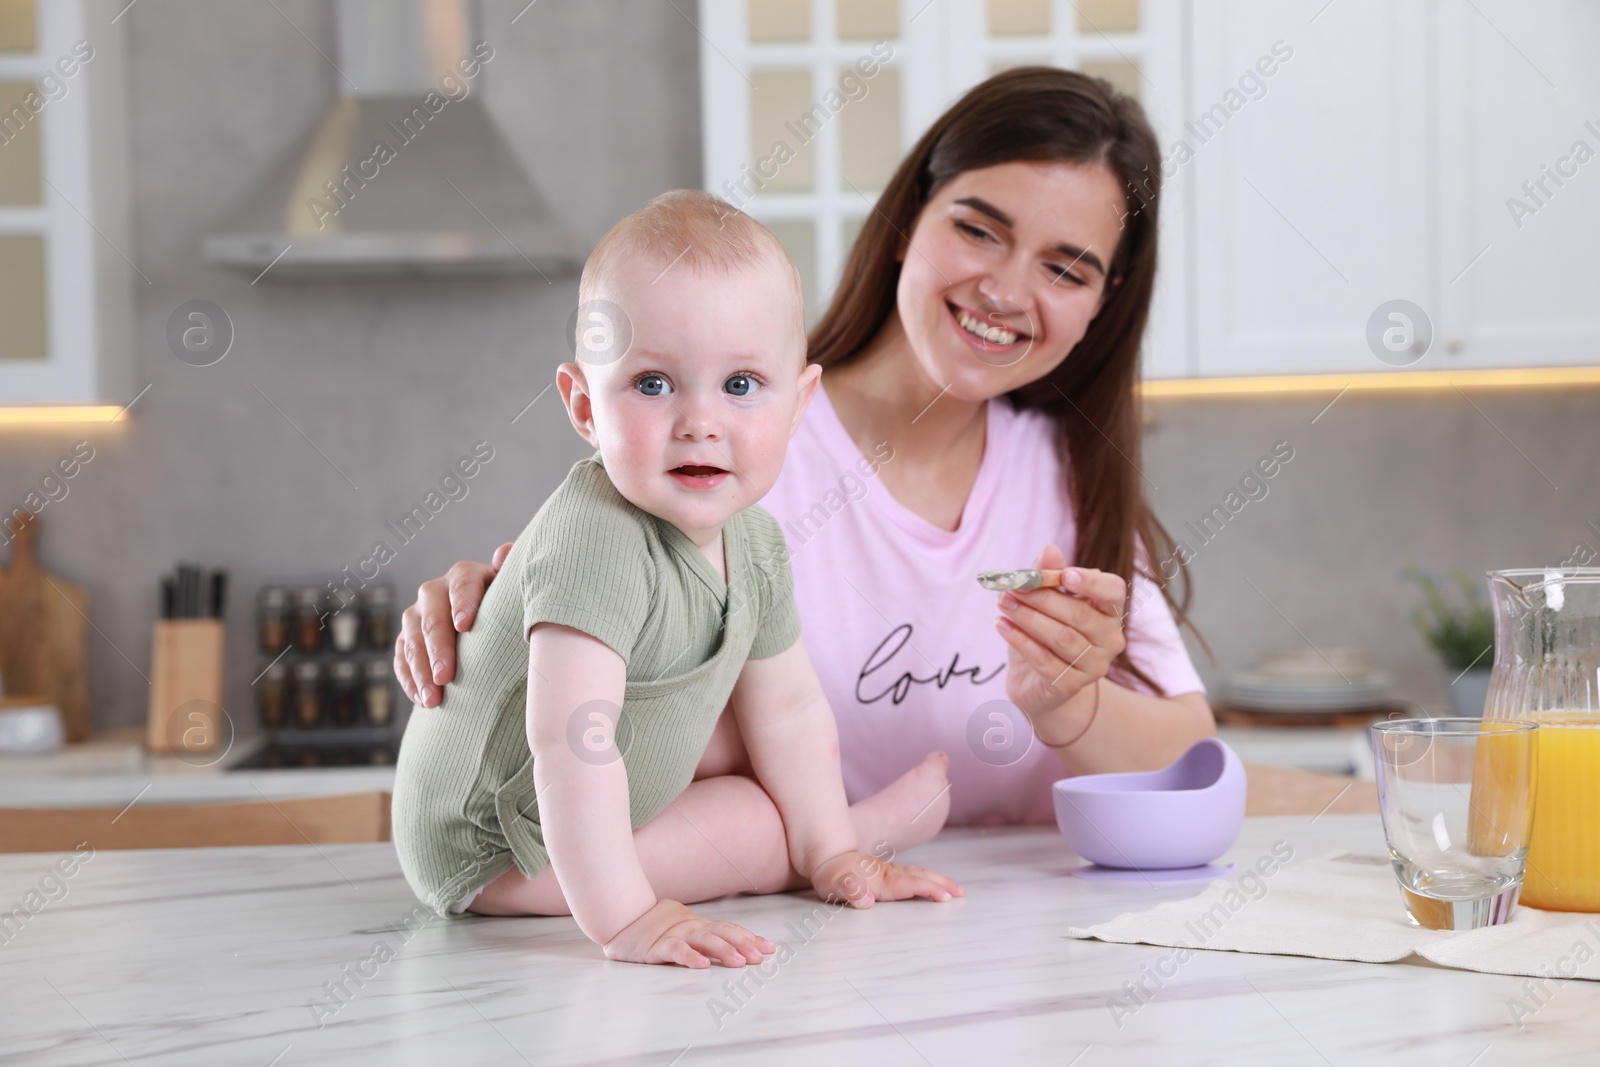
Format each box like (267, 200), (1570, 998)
(394, 67), (1214, 831)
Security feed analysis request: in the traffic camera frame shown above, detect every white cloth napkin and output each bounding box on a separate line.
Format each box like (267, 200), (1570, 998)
(1068, 851), (1600, 982)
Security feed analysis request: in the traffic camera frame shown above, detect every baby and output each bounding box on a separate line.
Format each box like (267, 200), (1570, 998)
(392, 190), (962, 968)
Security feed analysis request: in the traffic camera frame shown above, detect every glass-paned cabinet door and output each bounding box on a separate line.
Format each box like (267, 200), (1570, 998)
(0, 0), (37, 52)
(701, 0), (908, 330)
(699, 0), (1186, 377)
(0, 0), (131, 406)
(1, 0), (47, 365)
(0, 234), (49, 361)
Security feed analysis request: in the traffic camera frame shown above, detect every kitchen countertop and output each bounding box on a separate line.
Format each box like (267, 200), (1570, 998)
(0, 765), (397, 808)
(3, 726), (1364, 809)
(5, 816), (1595, 1065)
(1216, 724), (1375, 777)
(0, 728), (395, 807)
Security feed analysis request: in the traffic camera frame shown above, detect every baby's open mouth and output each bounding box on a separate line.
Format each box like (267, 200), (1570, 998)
(671, 464), (727, 477)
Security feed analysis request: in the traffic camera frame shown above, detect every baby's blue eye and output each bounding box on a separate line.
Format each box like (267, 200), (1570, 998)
(636, 374), (671, 396)
(724, 374), (761, 397)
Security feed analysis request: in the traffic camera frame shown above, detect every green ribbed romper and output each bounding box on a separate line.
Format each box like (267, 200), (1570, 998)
(391, 454), (802, 917)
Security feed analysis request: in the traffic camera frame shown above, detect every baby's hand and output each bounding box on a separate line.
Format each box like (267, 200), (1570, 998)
(602, 899), (776, 969)
(811, 850), (965, 909)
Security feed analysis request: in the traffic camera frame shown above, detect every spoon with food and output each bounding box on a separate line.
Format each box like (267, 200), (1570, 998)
(975, 568), (1068, 592)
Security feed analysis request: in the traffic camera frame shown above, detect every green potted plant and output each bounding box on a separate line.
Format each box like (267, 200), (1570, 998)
(1405, 566), (1495, 716)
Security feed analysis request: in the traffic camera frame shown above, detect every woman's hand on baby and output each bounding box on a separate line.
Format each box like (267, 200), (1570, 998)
(601, 899), (776, 969)
(394, 541), (513, 706)
(810, 850), (965, 909)
(994, 543), (1127, 720)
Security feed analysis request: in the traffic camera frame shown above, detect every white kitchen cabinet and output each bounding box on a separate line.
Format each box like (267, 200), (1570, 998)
(1435, 0), (1600, 369)
(1186, 0), (1600, 379)
(0, 0), (133, 407)
(1186, 0), (1434, 377)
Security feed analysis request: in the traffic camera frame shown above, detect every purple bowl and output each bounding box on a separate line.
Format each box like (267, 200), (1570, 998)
(1051, 737), (1247, 870)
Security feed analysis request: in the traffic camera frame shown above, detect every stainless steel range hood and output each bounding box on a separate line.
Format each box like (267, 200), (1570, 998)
(204, 0), (580, 280)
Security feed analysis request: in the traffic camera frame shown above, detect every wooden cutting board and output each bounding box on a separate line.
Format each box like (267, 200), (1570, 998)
(0, 513), (91, 742)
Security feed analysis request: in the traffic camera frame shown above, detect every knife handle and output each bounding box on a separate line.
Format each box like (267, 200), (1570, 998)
(209, 571), (228, 618)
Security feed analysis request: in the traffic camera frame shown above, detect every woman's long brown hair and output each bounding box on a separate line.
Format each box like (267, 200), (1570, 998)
(807, 66), (1195, 694)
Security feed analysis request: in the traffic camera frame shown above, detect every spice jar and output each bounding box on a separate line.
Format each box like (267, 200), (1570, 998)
(329, 606), (361, 653)
(293, 661), (324, 728)
(362, 584), (393, 649)
(330, 660), (362, 725)
(258, 661), (289, 729)
(258, 587), (290, 652)
(295, 588), (325, 653)
(364, 659), (395, 725)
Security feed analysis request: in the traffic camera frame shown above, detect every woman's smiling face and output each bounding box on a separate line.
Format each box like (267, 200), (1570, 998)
(894, 159), (1129, 401)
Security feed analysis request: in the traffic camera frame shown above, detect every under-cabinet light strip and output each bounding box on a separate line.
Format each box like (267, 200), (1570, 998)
(0, 405), (130, 424)
(1140, 366), (1600, 399)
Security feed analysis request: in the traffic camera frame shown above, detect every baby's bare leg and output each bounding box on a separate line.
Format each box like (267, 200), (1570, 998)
(471, 705), (959, 917)
(693, 699), (753, 779)
(694, 703), (953, 854)
(467, 773), (802, 917)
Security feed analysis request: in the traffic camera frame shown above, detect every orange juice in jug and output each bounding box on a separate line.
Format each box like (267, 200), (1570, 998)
(1484, 568), (1600, 913)
(1521, 717), (1600, 911)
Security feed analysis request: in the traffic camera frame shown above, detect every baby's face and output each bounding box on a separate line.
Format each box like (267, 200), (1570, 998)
(560, 254), (816, 540)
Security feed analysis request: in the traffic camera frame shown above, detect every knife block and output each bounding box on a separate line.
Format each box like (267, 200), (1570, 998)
(146, 620), (225, 755)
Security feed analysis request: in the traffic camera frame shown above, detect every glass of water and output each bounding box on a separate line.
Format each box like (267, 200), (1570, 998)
(1371, 718), (1539, 930)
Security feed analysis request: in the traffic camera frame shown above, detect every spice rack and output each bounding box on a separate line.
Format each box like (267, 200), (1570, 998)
(253, 581), (404, 757)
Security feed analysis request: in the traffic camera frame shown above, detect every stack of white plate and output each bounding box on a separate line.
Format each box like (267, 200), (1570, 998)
(1225, 650), (1390, 712)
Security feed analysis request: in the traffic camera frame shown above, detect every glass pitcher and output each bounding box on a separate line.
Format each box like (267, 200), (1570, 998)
(1484, 567), (1600, 912)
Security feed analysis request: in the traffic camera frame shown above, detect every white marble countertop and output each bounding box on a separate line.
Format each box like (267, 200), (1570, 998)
(5, 815), (1597, 1065)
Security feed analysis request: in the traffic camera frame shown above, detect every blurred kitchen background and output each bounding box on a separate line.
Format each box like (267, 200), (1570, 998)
(1, 0), (1597, 774)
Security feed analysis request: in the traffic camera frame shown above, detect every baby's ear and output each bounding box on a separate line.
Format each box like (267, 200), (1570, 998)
(790, 362), (822, 437)
(556, 362), (599, 447)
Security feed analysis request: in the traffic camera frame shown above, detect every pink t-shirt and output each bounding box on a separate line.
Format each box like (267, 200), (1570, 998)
(759, 384), (1205, 827)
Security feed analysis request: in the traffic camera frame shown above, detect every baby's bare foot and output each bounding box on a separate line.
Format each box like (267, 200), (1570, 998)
(849, 751), (952, 856)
